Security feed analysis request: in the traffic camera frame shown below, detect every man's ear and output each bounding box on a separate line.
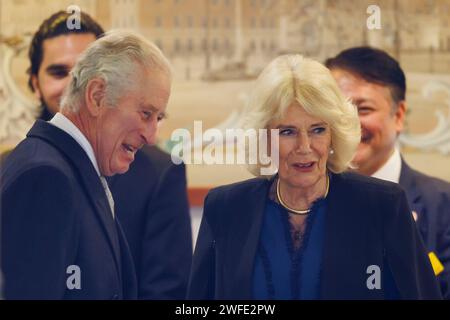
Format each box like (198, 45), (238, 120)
(84, 78), (106, 117)
(31, 75), (42, 100)
(394, 100), (407, 134)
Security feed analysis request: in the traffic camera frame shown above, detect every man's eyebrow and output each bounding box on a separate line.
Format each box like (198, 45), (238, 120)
(45, 64), (70, 73)
(353, 98), (375, 105)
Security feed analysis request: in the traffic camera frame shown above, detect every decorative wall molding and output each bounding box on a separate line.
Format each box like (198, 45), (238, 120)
(399, 80), (450, 155)
(0, 36), (449, 157)
(0, 35), (36, 147)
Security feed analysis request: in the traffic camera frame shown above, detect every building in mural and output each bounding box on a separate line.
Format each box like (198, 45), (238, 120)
(0, 0), (449, 181)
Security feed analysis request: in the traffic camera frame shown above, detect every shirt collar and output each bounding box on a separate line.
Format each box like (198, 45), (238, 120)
(371, 148), (402, 183)
(49, 112), (101, 176)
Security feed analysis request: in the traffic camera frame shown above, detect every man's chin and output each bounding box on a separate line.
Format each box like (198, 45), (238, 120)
(105, 162), (131, 176)
(352, 146), (373, 173)
(115, 165), (131, 175)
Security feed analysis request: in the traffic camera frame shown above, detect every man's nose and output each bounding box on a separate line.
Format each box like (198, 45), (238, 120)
(141, 118), (158, 146)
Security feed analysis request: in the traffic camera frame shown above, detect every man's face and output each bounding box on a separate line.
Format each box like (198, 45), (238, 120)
(31, 33), (96, 114)
(94, 69), (171, 176)
(331, 68), (406, 175)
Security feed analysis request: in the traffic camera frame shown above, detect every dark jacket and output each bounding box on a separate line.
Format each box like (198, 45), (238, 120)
(188, 172), (442, 299)
(1, 120), (137, 299)
(108, 145), (193, 299)
(400, 160), (450, 299)
(36, 107), (193, 299)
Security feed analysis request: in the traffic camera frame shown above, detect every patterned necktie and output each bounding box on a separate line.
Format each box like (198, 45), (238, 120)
(100, 176), (115, 219)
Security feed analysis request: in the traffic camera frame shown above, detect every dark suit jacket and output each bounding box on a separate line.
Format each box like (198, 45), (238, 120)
(399, 160), (450, 299)
(1, 120), (137, 299)
(108, 145), (192, 299)
(188, 173), (442, 299)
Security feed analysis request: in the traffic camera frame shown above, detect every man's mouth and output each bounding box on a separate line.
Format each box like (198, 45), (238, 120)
(361, 130), (372, 143)
(123, 144), (138, 155)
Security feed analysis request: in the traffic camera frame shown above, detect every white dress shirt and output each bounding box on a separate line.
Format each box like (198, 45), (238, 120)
(371, 148), (402, 183)
(49, 113), (115, 218)
(371, 148), (419, 221)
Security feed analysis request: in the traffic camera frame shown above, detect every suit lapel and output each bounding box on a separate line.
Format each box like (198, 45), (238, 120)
(227, 177), (272, 299)
(27, 120), (123, 279)
(321, 173), (356, 298)
(399, 160), (426, 233)
(399, 159), (422, 208)
(320, 174), (382, 299)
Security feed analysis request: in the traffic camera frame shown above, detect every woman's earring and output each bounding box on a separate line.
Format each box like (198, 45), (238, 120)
(329, 149), (334, 155)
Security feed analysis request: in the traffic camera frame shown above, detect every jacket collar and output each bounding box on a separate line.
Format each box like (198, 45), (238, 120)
(399, 158), (422, 207)
(226, 176), (274, 299)
(398, 158), (426, 237)
(320, 173), (383, 299)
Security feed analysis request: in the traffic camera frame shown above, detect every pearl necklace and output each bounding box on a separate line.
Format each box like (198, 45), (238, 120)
(276, 174), (330, 215)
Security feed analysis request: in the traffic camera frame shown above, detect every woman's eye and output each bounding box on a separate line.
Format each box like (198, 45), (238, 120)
(279, 128), (295, 136)
(311, 127), (326, 134)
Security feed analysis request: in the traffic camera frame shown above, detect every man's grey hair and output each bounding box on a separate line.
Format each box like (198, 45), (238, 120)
(60, 29), (172, 112)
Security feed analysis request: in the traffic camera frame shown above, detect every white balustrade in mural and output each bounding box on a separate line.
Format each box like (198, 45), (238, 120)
(202, 80), (450, 158)
(0, 36), (449, 157)
(399, 80), (450, 155)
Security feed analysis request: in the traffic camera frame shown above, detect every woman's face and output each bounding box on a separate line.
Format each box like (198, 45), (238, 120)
(269, 103), (332, 190)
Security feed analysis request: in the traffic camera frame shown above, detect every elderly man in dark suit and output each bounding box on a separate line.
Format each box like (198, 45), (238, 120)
(1, 30), (172, 299)
(21, 11), (192, 299)
(326, 47), (450, 299)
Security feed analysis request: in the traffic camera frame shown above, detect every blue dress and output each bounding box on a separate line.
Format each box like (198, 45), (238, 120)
(252, 197), (327, 300)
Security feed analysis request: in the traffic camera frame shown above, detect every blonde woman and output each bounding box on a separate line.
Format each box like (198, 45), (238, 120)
(187, 55), (441, 300)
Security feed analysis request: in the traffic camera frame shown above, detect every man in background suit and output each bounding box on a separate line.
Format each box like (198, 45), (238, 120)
(326, 47), (450, 298)
(25, 11), (192, 299)
(1, 30), (173, 299)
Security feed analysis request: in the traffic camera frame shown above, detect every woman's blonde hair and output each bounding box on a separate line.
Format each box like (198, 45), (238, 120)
(243, 54), (361, 176)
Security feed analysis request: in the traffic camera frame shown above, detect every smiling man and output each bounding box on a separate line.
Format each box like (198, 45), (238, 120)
(28, 11), (103, 119)
(21, 11), (192, 300)
(1, 30), (172, 299)
(326, 47), (450, 299)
